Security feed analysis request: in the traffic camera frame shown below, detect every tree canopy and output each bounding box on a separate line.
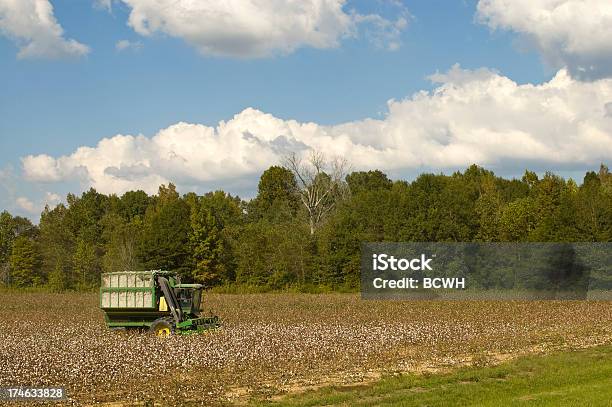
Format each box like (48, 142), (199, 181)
(1, 163), (610, 291)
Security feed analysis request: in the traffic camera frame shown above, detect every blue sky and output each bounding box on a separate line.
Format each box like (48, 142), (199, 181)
(0, 0), (611, 219)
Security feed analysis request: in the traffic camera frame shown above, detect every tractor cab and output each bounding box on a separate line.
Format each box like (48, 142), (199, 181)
(174, 283), (203, 317)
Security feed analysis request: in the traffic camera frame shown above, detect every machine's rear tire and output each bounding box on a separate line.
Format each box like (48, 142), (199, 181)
(149, 318), (174, 337)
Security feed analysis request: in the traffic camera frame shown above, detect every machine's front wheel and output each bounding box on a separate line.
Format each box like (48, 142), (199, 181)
(149, 318), (174, 337)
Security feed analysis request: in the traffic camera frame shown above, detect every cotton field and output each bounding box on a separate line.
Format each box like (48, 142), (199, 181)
(1, 292), (611, 405)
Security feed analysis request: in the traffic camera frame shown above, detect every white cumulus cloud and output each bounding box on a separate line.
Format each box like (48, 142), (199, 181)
(115, 39), (142, 52)
(118, 0), (408, 58)
(16, 197), (36, 214)
(21, 154), (65, 182)
(0, 0), (90, 59)
(44, 192), (61, 205)
(476, 0), (612, 80)
(21, 65), (612, 195)
(15, 193), (61, 215)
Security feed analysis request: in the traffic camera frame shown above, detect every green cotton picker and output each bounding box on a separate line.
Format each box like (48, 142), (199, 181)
(99, 270), (220, 336)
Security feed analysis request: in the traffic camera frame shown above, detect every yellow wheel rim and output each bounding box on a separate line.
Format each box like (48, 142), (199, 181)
(155, 327), (171, 337)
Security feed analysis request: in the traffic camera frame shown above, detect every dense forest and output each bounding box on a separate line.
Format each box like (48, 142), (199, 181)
(1, 156), (611, 291)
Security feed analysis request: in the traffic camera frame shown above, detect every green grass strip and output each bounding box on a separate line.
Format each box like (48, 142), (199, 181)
(257, 345), (612, 407)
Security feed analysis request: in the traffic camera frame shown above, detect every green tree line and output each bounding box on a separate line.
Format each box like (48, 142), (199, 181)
(1, 162), (611, 291)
